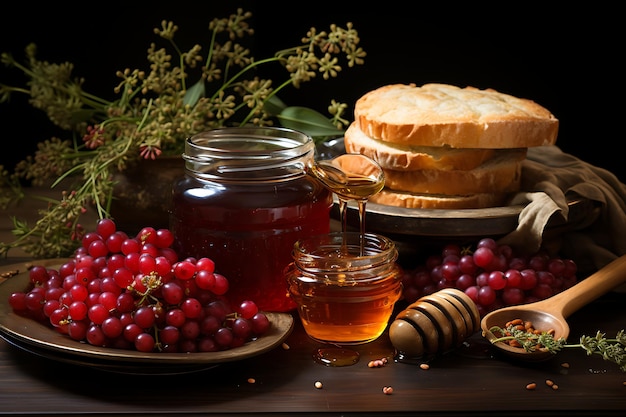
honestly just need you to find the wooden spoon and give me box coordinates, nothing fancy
[481,254,626,361]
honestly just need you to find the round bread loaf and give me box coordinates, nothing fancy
[355,83,559,148]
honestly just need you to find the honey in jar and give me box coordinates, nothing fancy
[170,127,333,312]
[286,231,402,344]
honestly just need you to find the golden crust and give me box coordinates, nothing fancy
[369,188,509,209]
[339,148,526,195]
[354,83,559,148]
[343,122,497,171]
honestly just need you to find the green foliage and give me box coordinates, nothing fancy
[277,107,345,139]
[0,9,366,258]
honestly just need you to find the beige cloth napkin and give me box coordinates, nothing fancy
[498,145,626,277]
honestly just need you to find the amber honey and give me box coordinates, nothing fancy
[308,159,384,200]
[286,232,402,344]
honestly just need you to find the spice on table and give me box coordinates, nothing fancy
[368,358,388,368]
[546,380,559,390]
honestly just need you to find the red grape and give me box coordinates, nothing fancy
[180,320,201,340]
[473,247,494,269]
[487,271,507,290]
[6,218,272,354]
[504,269,522,288]
[101,316,124,338]
[68,301,88,321]
[238,300,259,320]
[96,218,117,240]
[134,306,156,329]
[401,239,578,317]
[29,265,49,285]
[181,297,203,319]
[134,332,156,352]
[250,312,271,335]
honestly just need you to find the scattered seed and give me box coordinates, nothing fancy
[247,378,256,384]
[314,381,323,389]
[419,363,430,370]
[552,384,559,390]
[561,362,570,368]
[282,342,290,350]
[545,379,554,387]
[0,269,19,278]
[382,386,393,395]
[526,382,537,390]
[367,358,388,368]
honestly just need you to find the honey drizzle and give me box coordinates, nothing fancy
[308,154,384,255]
[307,153,385,366]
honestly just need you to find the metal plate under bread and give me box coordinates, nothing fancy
[318,137,597,238]
[332,196,594,238]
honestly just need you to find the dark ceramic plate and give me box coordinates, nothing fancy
[0,260,294,374]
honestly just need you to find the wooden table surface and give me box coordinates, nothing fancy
[0,188,625,416]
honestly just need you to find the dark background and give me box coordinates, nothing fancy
[1,1,624,182]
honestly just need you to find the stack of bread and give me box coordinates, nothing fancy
[342,83,559,209]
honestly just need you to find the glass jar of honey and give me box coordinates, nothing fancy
[170,127,333,312]
[286,232,403,344]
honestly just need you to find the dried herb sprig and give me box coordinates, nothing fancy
[0,9,366,259]
[489,325,626,372]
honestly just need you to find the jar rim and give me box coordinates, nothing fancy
[183,127,314,182]
[292,232,398,272]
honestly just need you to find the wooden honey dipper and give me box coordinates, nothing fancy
[389,288,481,359]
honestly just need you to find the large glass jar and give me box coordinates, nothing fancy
[170,127,333,312]
[286,232,403,344]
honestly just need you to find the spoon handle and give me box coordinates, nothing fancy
[547,254,626,318]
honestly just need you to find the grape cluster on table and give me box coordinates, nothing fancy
[8,219,271,353]
[400,238,578,317]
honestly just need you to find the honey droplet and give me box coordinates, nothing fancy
[314,347,360,367]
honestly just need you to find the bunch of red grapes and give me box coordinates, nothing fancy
[8,219,271,353]
[401,238,578,317]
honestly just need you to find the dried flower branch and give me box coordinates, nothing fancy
[0,9,365,258]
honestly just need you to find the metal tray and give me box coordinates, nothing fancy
[333,196,596,238]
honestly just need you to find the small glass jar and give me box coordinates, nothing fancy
[286,232,403,344]
[170,127,333,312]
